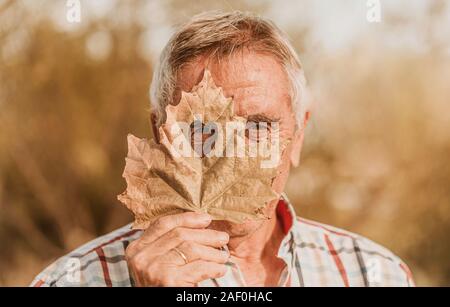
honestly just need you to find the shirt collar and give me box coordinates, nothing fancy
[276,193,299,274]
[278,193,300,245]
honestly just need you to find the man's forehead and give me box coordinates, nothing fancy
[178,52,288,90]
[176,52,291,120]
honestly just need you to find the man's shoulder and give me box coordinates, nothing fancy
[30,224,142,287]
[292,216,415,286]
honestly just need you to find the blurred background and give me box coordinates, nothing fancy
[0,0,449,286]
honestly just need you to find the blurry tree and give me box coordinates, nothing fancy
[0,0,152,285]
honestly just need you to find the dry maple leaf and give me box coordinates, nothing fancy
[118,70,285,229]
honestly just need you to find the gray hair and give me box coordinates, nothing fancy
[150,11,310,127]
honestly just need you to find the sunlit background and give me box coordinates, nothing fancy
[0,0,449,286]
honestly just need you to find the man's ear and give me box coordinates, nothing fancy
[289,111,311,167]
[150,112,160,143]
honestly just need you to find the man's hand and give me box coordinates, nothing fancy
[125,212,230,286]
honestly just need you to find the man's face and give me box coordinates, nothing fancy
[167,50,305,237]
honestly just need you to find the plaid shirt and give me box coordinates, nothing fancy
[31,194,414,287]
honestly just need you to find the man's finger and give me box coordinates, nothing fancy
[151,227,229,253]
[140,212,212,244]
[167,241,230,265]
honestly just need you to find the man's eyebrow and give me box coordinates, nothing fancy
[246,114,280,123]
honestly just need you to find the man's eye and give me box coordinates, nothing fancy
[245,122,271,142]
[247,121,273,130]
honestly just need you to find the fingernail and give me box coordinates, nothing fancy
[200,213,212,223]
[220,233,229,242]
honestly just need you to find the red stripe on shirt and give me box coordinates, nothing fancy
[399,262,415,286]
[33,279,45,287]
[84,229,140,256]
[324,234,350,287]
[95,247,113,287]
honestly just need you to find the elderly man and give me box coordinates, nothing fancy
[31,11,414,287]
